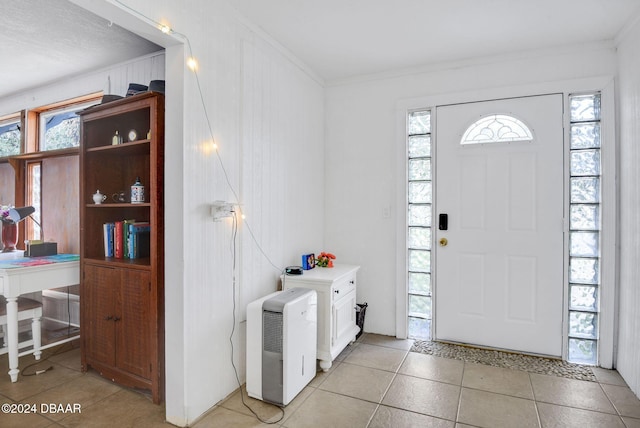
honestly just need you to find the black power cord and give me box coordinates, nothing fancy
[21,286,78,377]
[20,341,75,377]
[228,211,285,424]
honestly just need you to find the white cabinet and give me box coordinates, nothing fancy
[283,264,360,371]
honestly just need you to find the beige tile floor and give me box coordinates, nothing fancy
[1,334,640,427]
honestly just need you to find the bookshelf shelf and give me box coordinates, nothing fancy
[79,92,164,404]
[85,203,152,208]
[82,256,152,269]
[85,140,150,155]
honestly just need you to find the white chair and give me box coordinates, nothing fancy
[0,297,43,360]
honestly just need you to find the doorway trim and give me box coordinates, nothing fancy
[67,0,188,423]
[395,76,617,367]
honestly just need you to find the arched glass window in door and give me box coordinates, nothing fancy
[461,114,533,145]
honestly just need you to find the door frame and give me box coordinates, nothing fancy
[395,77,617,367]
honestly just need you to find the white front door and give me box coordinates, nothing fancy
[435,94,564,356]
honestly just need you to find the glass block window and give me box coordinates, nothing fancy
[460,114,533,145]
[407,110,432,339]
[568,93,601,365]
[0,116,21,157]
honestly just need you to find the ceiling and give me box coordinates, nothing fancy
[229,0,640,82]
[0,0,160,99]
[1,0,639,100]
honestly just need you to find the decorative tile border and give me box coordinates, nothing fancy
[410,340,596,382]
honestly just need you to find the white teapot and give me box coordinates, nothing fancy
[93,190,107,204]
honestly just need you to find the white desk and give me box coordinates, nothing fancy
[0,253,79,381]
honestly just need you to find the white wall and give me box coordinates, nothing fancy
[0,52,164,112]
[324,45,618,337]
[615,18,640,397]
[170,15,324,424]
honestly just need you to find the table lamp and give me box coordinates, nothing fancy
[7,206,35,223]
[7,206,58,257]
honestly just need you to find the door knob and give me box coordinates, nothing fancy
[439,238,448,247]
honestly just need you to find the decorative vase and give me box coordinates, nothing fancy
[1,222,18,252]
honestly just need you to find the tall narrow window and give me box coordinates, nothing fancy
[26,162,42,241]
[568,93,601,365]
[407,110,432,339]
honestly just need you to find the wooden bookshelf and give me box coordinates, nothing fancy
[79,92,164,403]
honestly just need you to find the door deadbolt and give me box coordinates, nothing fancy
[439,213,448,230]
[439,238,448,247]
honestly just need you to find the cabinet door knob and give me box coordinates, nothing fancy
[350,280,355,284]
[113,316,121,322]
[334,290,340,294]
[104,315,113,321]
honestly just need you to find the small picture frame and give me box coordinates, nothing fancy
[302,253,315,270]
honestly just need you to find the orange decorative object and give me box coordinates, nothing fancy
[316,252,336,267]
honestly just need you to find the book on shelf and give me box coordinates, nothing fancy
[114,221,124,258]
[127,222,151,259]
[103,219,150,259]
[103,223,114,257]
[123,219,136,259]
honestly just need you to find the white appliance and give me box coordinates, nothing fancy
[246,288,317,406]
